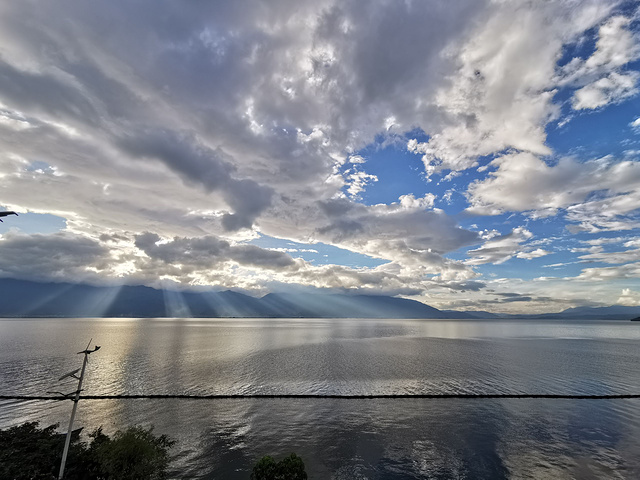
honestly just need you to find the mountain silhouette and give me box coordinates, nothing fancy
[2,278,639,320]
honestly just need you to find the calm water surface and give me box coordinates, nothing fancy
[1,318,639,478]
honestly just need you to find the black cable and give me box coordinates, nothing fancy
[1,393,639,400]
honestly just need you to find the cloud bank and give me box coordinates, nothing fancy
[0,0,639,312]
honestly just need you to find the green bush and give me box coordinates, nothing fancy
[89,426,174,480]
[251,453,307,480]
[0,422,174,480]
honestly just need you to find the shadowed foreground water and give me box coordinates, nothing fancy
[1,318,640,478]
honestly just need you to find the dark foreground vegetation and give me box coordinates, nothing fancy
[0,422,174,480]
[1,422,308,479]
[250,453,308,480]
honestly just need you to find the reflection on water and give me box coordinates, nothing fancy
[1,318,640,478]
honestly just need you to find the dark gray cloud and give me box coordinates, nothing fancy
[0,231,108,282]
[499,296,533,303]
[119,129,274,231]
[118,129,236,191]
[134,233,296,270]
[0,60,105,127]
[316,197,479,254]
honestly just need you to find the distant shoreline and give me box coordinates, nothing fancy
[2,278,640,321]
[2,315,639,321]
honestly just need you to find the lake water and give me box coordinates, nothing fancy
[1,317,639,478]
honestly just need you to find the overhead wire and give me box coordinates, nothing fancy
[2,393,639,401]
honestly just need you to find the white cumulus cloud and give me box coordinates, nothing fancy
[617,288,640,306]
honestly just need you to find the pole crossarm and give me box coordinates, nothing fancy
[58,368,81,382]
[45,390,82,400]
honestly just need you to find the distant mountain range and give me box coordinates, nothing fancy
[1,278,640,320]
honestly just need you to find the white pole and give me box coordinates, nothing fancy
[57,340,101,480]
[58,350,88,480]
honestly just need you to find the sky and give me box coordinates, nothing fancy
[0,0,639,313]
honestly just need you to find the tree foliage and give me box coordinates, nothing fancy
[251,453,308,480]
[89,426,174,480]
[0,422,174,480]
